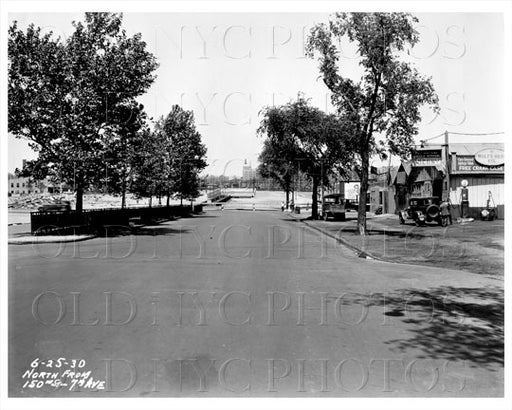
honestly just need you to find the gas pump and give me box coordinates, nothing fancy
[481,191,496,221]
[460,180,469,218]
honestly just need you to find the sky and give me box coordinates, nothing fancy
[6,11,505,176]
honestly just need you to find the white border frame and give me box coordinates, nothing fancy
[1,1,511,410]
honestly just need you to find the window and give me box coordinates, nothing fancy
[11,183,14,188]
[16,183,19,188]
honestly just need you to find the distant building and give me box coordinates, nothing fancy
[242,159,255,181]
[8,175,42,196]
[7,175,64,196]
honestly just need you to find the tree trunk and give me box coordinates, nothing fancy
[149,197,152,208]
[76,186,84,213]
[285,189,290,209]
[121,184,126,209]
[311,177,319,220]
[358,149,369,236]
[166,195,170,207]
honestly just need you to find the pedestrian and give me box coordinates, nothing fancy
[281,201,285,212]
[440,197,453,225]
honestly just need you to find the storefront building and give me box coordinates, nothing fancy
[390,142,504,218]
[449,143,504,218]
[391,145,448,213]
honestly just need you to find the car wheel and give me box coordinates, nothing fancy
[340,213,346,222]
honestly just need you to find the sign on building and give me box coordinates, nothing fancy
[474,148,504,167]
[411,149,442,166]
[454,155,504,174]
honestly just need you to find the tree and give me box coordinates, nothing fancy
[101,101,149,208]
[257,116,301,209]
[306,12,439,234]
[129,127,163,206]
[257,139,296,209]
[258,97,353,219]
[8,13,158,212]
[154,105,207,205]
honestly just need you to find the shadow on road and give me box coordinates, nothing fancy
[93,213,220,237]
[368,286,504,369]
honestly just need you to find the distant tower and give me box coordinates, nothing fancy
[242,159,253,181]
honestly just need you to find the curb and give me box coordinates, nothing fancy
[286,214,384,261]
[8,234,96,245]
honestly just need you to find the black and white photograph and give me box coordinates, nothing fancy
[1,1,511,409]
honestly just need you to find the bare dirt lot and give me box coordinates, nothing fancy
[304,213,504,277]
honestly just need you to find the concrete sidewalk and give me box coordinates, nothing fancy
[8,223,95,244]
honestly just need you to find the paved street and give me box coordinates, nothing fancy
[8,209,503,397]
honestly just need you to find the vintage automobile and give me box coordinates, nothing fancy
[38,200,72,213]
[322,194,346,221]
[344,199,370,212]
[399,196,442,226]
[344,199,358,212]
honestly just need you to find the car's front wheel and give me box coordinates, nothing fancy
[415,219,426,227]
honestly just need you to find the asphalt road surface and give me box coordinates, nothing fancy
[8,209,504,397]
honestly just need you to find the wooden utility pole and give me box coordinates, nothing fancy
[444,130,451,201]
[320,159,325,218]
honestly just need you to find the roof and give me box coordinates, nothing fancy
[389,162,413,185]
[449,143,503,155]
[388,166,400,184]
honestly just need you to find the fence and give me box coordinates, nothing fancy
[30,204,203,235]
[207,188,223,201]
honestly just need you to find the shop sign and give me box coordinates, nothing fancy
[411,149,442,166]
[475,148,504,166]
[454,155,504,173]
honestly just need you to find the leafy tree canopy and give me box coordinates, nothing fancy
[8,13,159,211]
[258,97,354,218]
[306,12,439,232]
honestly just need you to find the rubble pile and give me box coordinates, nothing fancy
[8,194,74,210]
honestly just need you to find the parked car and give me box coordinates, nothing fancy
[38,200,72,213]
[322,194,346,221]
[345,199,358,212]
[344,199,370,212]
[399,196,441,226]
